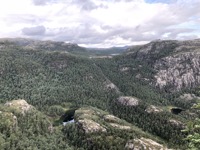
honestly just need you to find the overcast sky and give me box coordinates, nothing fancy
[0,0,199,47]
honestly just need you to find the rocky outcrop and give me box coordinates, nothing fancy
[179,93,200,101]
[103,115,121,122]
[75,107,107,133]
[0,111,18,130]
[109,123,131,130]
[105,82,119,92]
[117,96,139,106]
[154,51,200,91]
[126,39,200,92]
[133,40,178,62]
[5,99,33,114]
[77,119,106,133]
[169,119,185,128]
[125,138,171,150]
[104,115,131,130]
[103,76,120,93]
[145,105,163,113]
[75,107,136,133]
[120,67,130,72]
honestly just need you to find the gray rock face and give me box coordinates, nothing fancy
[168,119,185,128]
[120,67,130,72]
[77,119,107,133]
[105,82,120,92]
[117,96,139,106]
[179,93,200,101]
[127,39,200,92]
[125,137,171,150]
[145,105,163,113]
[154,51,200,91]
[134,40,178,61]
[5,99,33,114]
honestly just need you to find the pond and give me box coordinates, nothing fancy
[171,108,183,115]
[61,108,76,126]
[63,119,75,126]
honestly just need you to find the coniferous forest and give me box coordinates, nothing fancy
[1,39,200,150]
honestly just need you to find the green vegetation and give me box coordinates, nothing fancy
[182,104,200,150]
[0,39,200,149]
[64,106,166,150]
[0,101,74,150]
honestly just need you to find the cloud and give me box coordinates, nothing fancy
[22,26,46,36]
[32,0,47,5]
[0,0,200,47]
[32,0,58,5]
[145,0,171,4]
[4,14,45,25]
[71,0,107,11]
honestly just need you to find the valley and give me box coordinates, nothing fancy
[0,38,200,149]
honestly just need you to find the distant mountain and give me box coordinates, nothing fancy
[87,46,129,56]
[0,38,86,52]
[0,38,129,56]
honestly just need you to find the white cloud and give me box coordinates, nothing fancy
[22,25,46,36]
[0,0,199,47]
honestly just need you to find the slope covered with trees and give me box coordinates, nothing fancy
[1,38,200,149]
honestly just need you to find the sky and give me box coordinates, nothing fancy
[0,0,200,48]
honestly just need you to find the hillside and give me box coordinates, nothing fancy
[124,39,200,92]
[1,38,200,149]
[0,38,86,53]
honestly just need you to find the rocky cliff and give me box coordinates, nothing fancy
[127,39,200,92]
[154,51,200,91]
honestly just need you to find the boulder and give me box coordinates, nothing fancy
[5,99,33,114]
[117,96,139,106]
[145,105,163,113]
[125,137,171,150]
[169,119,185,128]
[77,119,106,133]
[109,123,131,130]
[179,93,200,101]
[104,115,121,122]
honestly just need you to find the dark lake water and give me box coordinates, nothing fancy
[63,119,75,126]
